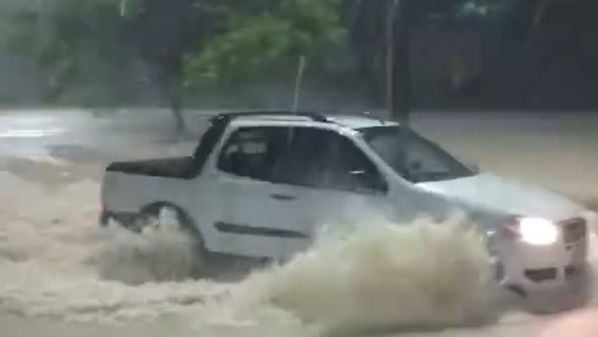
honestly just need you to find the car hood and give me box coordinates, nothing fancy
[416,173,585,221]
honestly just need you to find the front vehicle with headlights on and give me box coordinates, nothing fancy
[417,172,592,300]
[494,215,590,295]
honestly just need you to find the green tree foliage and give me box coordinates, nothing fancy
[1,0,137,105]
[3,0,581,111]
[183,0,346,87]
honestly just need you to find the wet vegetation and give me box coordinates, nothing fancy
[1,0,597,118]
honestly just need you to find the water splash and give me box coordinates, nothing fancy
[5,164,596,334]
[247,217,503,334]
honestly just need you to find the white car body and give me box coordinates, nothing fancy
[101,113,593,292]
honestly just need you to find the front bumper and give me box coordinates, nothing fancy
[495,218,589,291]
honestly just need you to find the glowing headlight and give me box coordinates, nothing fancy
[519,217,559,245]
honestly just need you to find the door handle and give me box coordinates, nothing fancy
[270,194,297,201]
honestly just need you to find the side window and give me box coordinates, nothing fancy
[273,128,388,194]
[333,136,388,194]
[218,127,289,182]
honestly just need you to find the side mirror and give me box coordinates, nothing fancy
[408,161,423,172]
[466,162,480,174]
[349,170,388,194]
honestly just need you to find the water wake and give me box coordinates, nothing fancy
[248,217,502,334]
[5,164,595,334]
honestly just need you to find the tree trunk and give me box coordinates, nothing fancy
[159,70,187,136]
[167,79,186,135]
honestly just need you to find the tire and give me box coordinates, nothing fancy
[138,205,213,279]
[138,205,270,281]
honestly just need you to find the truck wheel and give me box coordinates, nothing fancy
[140,205,213,279]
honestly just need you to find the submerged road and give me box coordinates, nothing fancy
[0,109,597,337]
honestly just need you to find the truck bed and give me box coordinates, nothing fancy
[106,157,196,179]
[104,118,227,180]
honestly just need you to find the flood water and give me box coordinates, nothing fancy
[1,109,598,337]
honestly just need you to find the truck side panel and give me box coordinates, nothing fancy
[102,170,226,253]
[102,172,186,213]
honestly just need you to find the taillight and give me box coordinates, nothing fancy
[99,199,109,227]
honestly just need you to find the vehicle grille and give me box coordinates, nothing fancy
[561,218,587,243]
[525,268,558,282]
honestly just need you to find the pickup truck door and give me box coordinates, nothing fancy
[213,125,396,260]
[214,126,312,259]
[270,127,396,233]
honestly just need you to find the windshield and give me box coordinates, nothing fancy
[360,127,474,183]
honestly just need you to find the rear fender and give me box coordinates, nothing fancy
[103,202,202,239]
[140,202,201,235]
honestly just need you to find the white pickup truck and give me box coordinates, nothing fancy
[101,111,593,296]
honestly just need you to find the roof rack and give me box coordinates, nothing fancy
[210,111,331,124]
